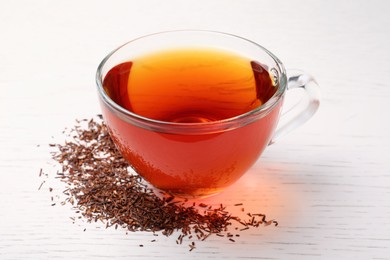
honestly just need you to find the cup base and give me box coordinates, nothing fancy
[151,185,224,200]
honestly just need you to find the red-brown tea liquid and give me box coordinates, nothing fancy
[101,48,281,197]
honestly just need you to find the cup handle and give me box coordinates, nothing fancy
[269,69,320,144]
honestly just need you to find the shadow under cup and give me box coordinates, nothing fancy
[96,31,288,198]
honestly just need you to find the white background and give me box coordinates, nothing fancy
[1,0,390,259]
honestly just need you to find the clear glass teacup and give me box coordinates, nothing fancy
[96,30,320,198]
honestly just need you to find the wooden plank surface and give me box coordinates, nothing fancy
[1,0,389,259]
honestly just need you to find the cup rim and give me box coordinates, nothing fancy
[96,30,287,134]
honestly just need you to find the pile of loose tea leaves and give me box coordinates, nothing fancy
[41,116,277,250]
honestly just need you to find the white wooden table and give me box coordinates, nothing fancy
[1,0,389,259]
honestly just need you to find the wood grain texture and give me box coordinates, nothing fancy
[1,0,389,259]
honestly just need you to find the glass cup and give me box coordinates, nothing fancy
[96,30,320,198]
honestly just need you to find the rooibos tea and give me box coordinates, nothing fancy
[101,48,279,197]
